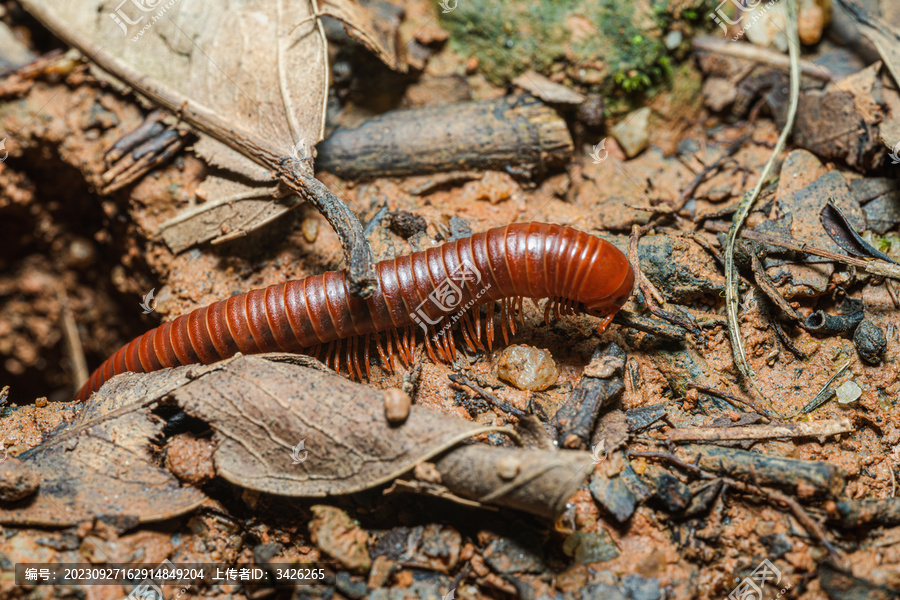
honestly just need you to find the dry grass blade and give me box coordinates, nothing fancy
[724,0,800,399]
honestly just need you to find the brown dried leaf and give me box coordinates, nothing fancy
[20,0,327,250]
[320,0,407,72]
[0,368,205,528]
[170,354,503,496]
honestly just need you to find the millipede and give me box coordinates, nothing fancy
[74,222,634,402]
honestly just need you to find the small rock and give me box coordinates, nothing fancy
[562,530,619,564]
[513,71,585,105]
[483,535,546,574]
[0,457,40,501]
[621,574,663,600]
[611,107,651,158]
[664,30,682,50]
[853,318,887,364]
[301,218,318,243]
[164,433,217,485]
[388,211,427,239]
[35,397,48,408]
[383,388,411,425]
[496,345,559,391]
[577,95,605,129]
[309,505,371,573]
[701,77,736,112]
[835,381,862,405]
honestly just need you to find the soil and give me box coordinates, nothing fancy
[2,1,900,599]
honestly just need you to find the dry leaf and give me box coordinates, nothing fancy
[1,355,592,524]
[21,1,377,295]
[0,368,205,528]
[320,0,406,72]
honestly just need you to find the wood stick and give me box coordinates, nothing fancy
[678,444,845,497]
[664,418,853,442]
[317,95,573,180]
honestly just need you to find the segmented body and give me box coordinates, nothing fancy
[74,223,633,402]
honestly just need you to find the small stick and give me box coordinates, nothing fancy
[664,418,853,442]
[57,290,88,391]
[692,36,835,81]
[631,449,847,565]
[750,253,805,323]
[686,383,774,417]
[791,359,852,418]
[703,221,900,281]
[448,372,526,418]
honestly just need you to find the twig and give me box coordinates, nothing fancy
[790,359,852,418]
[57,290,88,392]
[750,253,805,323]
[628,225,703,338]
[686,383,775,418]
[448,373,526,418]
[724,0,801,396]
[703,221,900,281]
[631,449,848,565]
[692,36,835,81]
[664,418,853,442]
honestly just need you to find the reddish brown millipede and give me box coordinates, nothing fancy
[74,222,634,401]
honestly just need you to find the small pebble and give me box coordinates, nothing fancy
[611,107,651,158]
[65,237,96,269]
[664,30,682,50]
[35,397,48,408]
[301,218,318,243]
[853,318,887,364]
[0,457,40,501]
[496,345,559,391]
[383,388,411,424]
[388,211,427,239]
[835,380,861,405]
[496,456,520,480]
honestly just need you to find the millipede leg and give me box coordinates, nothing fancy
[391,329,406,367]
[351,335,363,381]
[508,297,518,336]
[487,302,495,350]
[364,334,372,380]
[544,298,553,325]
[500,298,510,345]
[423,327,439,362]
[375,332,392,371]
[443,328,456,361]
[516,296,525,328]
[460,311,478,351]
[407,326,417,363]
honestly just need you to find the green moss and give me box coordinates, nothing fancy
[442,0,706,96]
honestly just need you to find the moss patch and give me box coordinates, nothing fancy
[442,0,707,96]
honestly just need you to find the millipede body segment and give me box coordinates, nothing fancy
[74,223,634,402]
